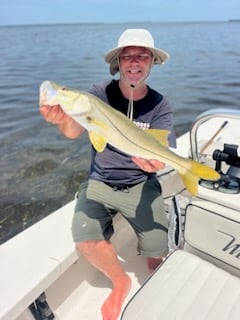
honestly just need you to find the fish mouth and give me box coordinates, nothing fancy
[39,80,60,105]
[39,81,58,104]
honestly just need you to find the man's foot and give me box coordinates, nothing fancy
[101,274,131,320]
[147,257,164,273]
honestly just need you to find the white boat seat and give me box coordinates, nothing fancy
[184,197,240,277]
[121,250,240,320]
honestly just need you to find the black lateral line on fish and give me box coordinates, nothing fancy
[95,101,180,166]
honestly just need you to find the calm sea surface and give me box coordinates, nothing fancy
[0,22,240,243]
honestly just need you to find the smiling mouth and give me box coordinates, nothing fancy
[128,69,141,74]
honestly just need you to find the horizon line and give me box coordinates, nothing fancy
[0,19,237,28]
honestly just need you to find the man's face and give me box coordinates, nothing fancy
[118,46,153,86]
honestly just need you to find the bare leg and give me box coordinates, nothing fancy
[147,257,164,273]
[76,240,131,320]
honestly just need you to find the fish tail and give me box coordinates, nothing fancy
[179,160,220,195]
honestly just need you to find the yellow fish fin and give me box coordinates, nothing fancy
[180,172,199,195]
[88,131,107,152]
[146,129,170,147]
[179,160,220,195]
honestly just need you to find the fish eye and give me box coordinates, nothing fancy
[86,116,92,122]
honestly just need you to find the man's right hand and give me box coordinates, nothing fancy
[40,104,69,125]
[39,104,85,138]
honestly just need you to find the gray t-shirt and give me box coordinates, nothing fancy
[87,79,176,187]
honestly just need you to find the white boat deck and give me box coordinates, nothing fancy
[45,211,150,320]
[0,201,149,320]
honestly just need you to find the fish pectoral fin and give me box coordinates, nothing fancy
[146,129,170,147]
[88,131,107,152]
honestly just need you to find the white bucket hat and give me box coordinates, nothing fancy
[104,28,170,75]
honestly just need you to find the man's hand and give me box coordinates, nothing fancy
[132,157,165,172]
[40,104,84,138]
[40,104,70,125]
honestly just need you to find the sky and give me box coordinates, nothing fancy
[0,0,239,26]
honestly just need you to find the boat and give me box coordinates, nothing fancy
[1,108,240,320]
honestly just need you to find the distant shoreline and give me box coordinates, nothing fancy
[0,20,233,28]
[228,19,240,22]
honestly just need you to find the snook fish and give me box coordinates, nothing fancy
[40,80,220,195]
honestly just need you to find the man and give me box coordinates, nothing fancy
[40,29,176,320]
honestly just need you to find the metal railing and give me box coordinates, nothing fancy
[190,108,240,161]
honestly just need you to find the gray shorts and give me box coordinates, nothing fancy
[71,178,168,257]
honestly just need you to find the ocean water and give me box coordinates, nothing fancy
[0,21,240,243]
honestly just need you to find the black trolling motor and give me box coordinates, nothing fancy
[200,143,240,193]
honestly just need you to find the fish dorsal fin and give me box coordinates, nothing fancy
[88,131,107,152]
[146,129,170,147]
